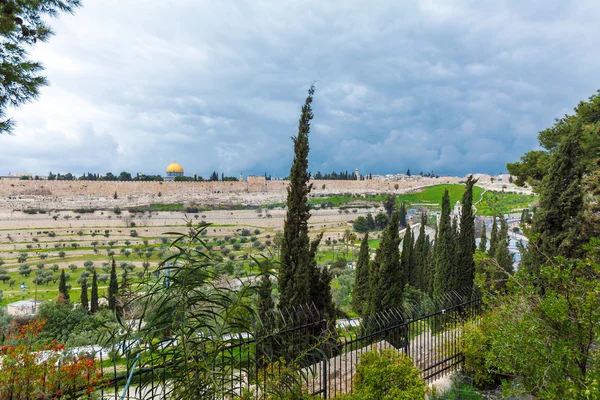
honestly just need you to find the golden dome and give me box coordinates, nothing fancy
[166,162,184,173]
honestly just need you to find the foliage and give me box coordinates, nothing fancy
[90,270,99,313]
[336,348,425,400]
[465,240,600,398]
[0,0,81,134]
[279,85,334,320]
[58,269,69,302]
[352,233,370,315]
[108,258,118,312]
[456,175,477,293]
[114,224,257,399]
[433,189,456,297]
[413,212,432,292]
[367,210,401,314]
[0,320,105,398]
[36,300,91,344]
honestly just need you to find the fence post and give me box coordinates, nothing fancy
[322,357,328,399]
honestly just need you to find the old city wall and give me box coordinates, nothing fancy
[0,177,463,211]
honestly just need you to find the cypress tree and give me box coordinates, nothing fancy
[368,210,402,313]
[414,213,427,291]
[383,195,395,217]
[400,224,412,288]
[278,85,334,319]
[433,190,455,297]
[256,262,275,367]
[352,233,370,315]
[108,258,118,312]
[80,278,89,311]
[522,132,585,274]
[478,222,487,253]
[488,216,499,257]
[399,203,407,228]
[58,269,70,303]
[90,270,99,313]
[494,216,514,276]
[455,175,478,292]
[408,228,417,287]
[423,236,433,293]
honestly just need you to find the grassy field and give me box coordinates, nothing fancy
[309,184,537,215]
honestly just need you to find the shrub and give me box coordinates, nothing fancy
[337,348,425,400]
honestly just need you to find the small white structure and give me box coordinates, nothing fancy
[453,201,462,218]
[7,299,43,317]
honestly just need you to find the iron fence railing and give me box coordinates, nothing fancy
[81,288,481,399]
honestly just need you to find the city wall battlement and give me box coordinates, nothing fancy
[0,177,463,211]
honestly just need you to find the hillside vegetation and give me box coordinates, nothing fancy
[310,184,536,215]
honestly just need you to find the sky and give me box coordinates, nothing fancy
[1,0,599,178]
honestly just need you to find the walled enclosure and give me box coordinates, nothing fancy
[0,177,464,211]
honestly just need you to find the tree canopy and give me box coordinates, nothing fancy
[0,0,81,134]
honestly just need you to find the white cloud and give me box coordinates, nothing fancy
[1,0,600,177]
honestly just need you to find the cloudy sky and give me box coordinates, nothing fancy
[1,0,599,178]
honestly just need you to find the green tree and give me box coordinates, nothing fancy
[90,270,99,313]
[278,85,334,320]
[488,217,498,257]
[0,0,81,134]
[368,210,402,314]
[455,175,478,293]
[80,278,88,311]
[108,258,118,312]
[398,203,407,229]
[478,222,487,253]
[257,262,274,322]
[464,241,600,398]
[433,190,456,297]
[400,224,412,288]
[58,269,69,303]
[352,233,370,315]
[383,195,395,217]
[521,131,586,276]
[413,213,429,291]
[493,216,514,277]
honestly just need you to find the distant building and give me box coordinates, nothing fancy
[7,299,44,317]
[164,162,184,182]
[453,201,462,218]
[247,175,266,184]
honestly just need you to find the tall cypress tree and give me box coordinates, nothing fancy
[399,203,407,229]
[478,222,487,253]
[521,132,585,274]
[433,190,455,297]
[423,236,432,293]
[368,210,402,314]
[80,278,89,311]
[90,270,99,313]
[494,216,514,276]
[278,85,334,319]
[352,233,370,315]
[414,213,427,291]
[257,262,274,321]
[400,224,412,288]
[58,269,69,303]
[408,229,417,287]
[488,216,499,257]
[108,258,118,312]
[455,175,478,292]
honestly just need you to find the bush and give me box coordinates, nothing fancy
[337,348,425,400]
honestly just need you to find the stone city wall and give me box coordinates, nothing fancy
[0,176,463,211]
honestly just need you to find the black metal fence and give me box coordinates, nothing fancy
[92,288,481,399]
